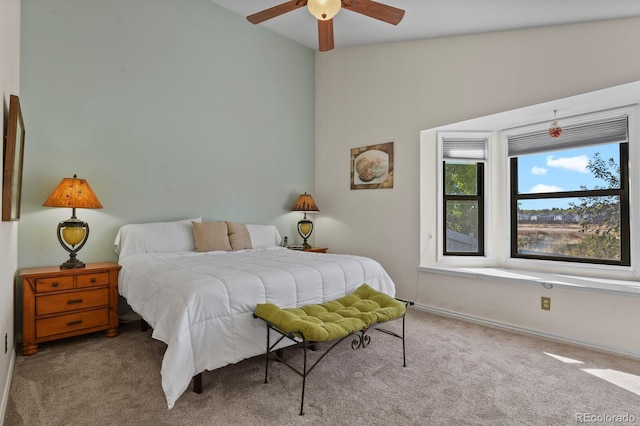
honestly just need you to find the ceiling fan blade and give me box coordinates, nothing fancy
[343,0,405,25]
[247,1,306,25]
[318,19,335,51]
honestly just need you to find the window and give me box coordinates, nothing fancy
[439,134,488,256]
[508,115,630,266]
[425,103,639,282]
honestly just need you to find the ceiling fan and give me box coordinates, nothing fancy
[247,0,405,52]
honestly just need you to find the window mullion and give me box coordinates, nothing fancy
[515,188,623,201]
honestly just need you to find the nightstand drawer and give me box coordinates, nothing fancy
[77,272,109,288]
[36,288,109,316]
[36,308,110,339]
[35,276,74,293]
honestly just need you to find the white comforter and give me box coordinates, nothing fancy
[118,247,396,409]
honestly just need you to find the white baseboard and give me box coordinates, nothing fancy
[0,348,16,426]
[413,303,640,360]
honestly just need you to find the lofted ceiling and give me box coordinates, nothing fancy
[210,0,640,51]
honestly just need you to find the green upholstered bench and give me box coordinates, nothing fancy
[253,283,412,415]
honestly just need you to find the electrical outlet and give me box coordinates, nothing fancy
[541,297,551,311]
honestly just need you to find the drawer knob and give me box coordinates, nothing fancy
[52,282,59,287]
[67,320,83,326]
[91,278,97,283]
[67,299,83,305]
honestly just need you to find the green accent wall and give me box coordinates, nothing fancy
[19,0,315,268]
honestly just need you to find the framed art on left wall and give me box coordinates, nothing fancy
[3,94,25,221]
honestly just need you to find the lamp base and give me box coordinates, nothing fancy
[297,217,314,250]
[60,257,85,269]
[56,217,90,270]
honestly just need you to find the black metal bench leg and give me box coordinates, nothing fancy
[402,314,407,368]
[194,373,203,394]
[300,340,308,415]
[264,325,270,384]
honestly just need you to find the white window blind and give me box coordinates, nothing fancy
[508,115,628,157]
[442,137,487,160]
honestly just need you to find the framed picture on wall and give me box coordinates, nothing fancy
[3,94,26,221]
[350,141,393,190]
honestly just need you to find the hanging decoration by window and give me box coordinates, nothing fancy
[549,110,562,138]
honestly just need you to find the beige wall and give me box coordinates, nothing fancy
[0,0,20,418]
[315,18,640,355]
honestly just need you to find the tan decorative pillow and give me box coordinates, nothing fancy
[226,222,252,250]
[192,221,232,252]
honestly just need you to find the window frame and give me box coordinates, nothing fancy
[437,132,491,262]
[509,142,630,266]
[443,161,485,256]
[501,106,639,276]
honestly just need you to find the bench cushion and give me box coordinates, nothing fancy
[254,284,406,342]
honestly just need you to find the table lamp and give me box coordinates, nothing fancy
[42,175,103,269]
[292,192,319,249]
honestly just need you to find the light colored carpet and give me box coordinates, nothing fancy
[5,309,640,425]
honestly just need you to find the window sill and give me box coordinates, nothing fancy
[418,265,640,298]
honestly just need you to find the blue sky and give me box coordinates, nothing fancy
[517,142,619,210]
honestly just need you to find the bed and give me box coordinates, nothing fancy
[114,218,397,409]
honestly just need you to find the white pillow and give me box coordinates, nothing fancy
[113,217,202,259]
[245,224,282,248]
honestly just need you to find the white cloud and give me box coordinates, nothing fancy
[531,166,547,175]
[546,154,589,173]
[530,184,563,193]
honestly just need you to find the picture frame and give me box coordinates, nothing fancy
[3,94,26,221]
[350,141,394,190]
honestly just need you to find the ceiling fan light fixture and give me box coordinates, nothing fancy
[307,0,341,21]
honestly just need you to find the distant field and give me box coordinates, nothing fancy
[518,223,582,234]
[518,223,611,236]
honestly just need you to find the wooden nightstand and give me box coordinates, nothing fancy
[20,262,121,356]
[303,247,328,253]
[287,246,328,253]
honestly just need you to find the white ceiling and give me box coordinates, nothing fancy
[210,0,640,51]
